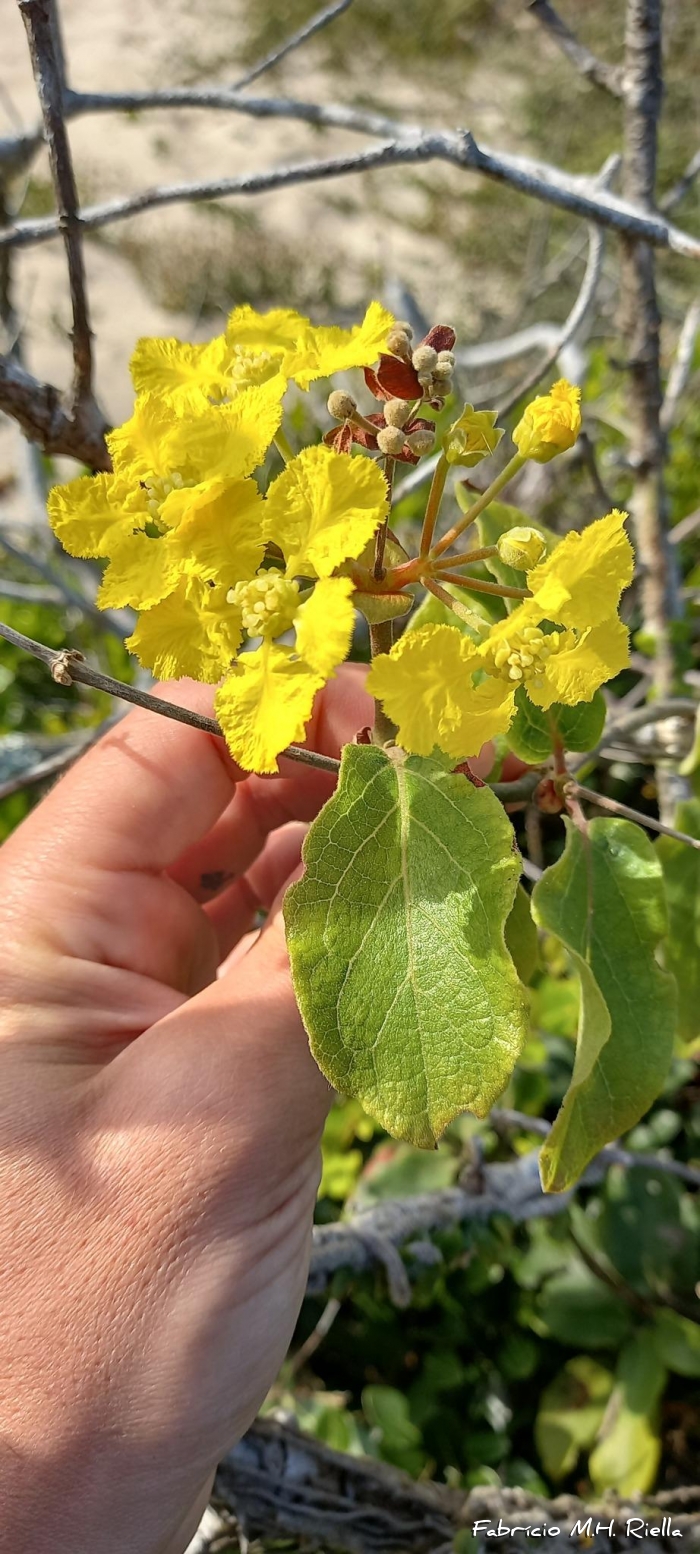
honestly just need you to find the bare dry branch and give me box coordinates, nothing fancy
[619,0,683,821]
[571,779,700,849]
[661,146,700,212]
[661,296,700,432]
[215,1418,700,1554]
[1,127,700,259]
[231,0,355,90]
[0,350,110,468]
[528,0,624,98]
[16,0,96,412]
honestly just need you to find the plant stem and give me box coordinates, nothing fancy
[419,452,448,555]
[431,545,498,571]
[422,577,489,634]
[368,619,398,745]
[432,571,531,600]
[373,456,395,580]
[431,453,525,561]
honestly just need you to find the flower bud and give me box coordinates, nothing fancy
[432,362,454,382]
[393,319,414,340]
[443,404,504,467]
[406,428,435,456]
[412,344,439,373]
[327,389,357,421]
[513,378,581,462]
[496,526,547,570]
[383,397,413,429]
[437,350,455,367]
[376,425,407,457]
[386,328,413,361]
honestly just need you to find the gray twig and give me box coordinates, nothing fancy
[1,128,700,259]
[571,779,700,849]
[661,296,700,433]
[0,302,110,469]
[0,618,342,774]
[528,0,624,98]
[619,0,681,822]
[16,0,96,415]
[661,146,700,212]
[231,0,355,90]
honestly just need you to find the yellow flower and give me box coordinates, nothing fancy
[130,302,395,412]
[367,509,633,758]
[443,404,503,467]
[367,624,518,761]
[264,443,389,578]
[47,383,282,609]
[126,577,241,683]
[513,379,582,463]
[215,576,356,773]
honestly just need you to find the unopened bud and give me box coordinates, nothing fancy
[496,526,547,570]
[376,425,407,457]
[383,398,413,429]
[327,389,357,421]
[443,403,504,467]
[393,319,414,340]
[386,328,413,361]
[412,344,439,373]
[432,362,454,382]
[437,350,455,367]
[417,372,435,390]
[406,428,435,456]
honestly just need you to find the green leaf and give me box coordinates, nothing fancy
[354,590,414,624]
[505,883,539,984]
[532,819,676,1191]
[535,1356,614,1482]
[656,799,700,1053]
[534,1262,633,1349]
[589,1332,666,1495]
[285,744,528,1147]
[653,1309,700,1378]
[507,689,607,764]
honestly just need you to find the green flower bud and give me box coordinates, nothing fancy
[443,404,503,467]
[496,526,547,570]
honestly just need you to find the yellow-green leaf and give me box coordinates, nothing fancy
[532,818,676,1191]
[285,744,528,1147]
[589,1332,666,1495]
[656,799,700,1053]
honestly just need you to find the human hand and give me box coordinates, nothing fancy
[0,667,373,1554]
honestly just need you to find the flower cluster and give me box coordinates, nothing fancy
[48,303,395,771]
[367,509,634,760]
[47,301,632,776]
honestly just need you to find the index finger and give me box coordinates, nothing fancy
[2,666,372,881]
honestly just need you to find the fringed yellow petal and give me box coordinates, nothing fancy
[224,305,307,354]
[47,472,124,558]
[164,477,265,586]
[294,576,355,677]
[126,578,240,682]
[284,302,395,389]
[96,531,184,611]
[265,445,388,578]
[366,623,515,760]
[528,617,630,709]
[176,378,285,480]
[215,642,323,774]
[106,394,176,478]
[528,508,634,629]
[129,335,230,412]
